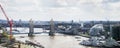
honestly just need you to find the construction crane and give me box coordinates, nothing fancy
[0,4,13,40]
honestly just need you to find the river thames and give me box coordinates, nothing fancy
[7,27,96,48]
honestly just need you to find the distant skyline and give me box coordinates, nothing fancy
[0,0,120,21]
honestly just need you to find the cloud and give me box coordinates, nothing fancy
[0,0,120,21]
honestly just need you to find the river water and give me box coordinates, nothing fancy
[7,27,95,48]
[14,34,95,48]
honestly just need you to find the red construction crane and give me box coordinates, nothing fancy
[0,4,13,40]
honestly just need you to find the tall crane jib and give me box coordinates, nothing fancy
[0,4,13,41]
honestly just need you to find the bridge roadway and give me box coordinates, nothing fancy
[10,31,75,35]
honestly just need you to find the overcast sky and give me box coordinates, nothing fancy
[0,0,120,21]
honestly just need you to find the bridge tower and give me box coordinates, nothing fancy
[49,19,55,36]
[28,19,34,37]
